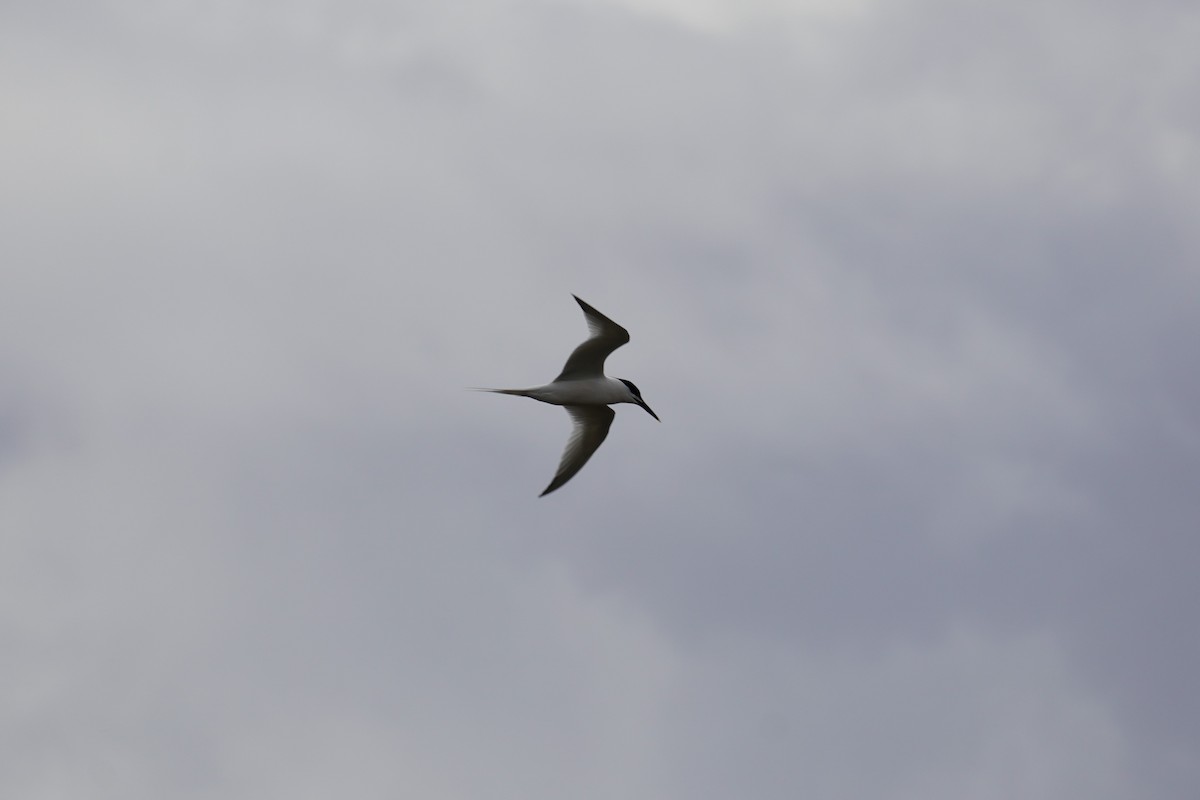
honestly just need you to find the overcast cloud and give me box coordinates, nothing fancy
[2,0,1198,798]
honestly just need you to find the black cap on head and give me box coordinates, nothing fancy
[619,378,659,420]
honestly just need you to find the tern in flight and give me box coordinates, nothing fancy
[480,295,659,496]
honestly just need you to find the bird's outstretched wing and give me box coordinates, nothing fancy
[540,404,616,496]
[553,295,631,381]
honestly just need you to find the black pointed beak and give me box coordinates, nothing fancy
[638,399,660,421]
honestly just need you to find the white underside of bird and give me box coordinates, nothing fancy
[479,295,658,496]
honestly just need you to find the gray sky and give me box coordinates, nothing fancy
[2,0,1198,797]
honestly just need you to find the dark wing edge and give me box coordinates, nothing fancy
[539,405,616,496]
[572,295,630,341]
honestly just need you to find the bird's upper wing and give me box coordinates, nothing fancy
[553,295,631,381]
[540,404,616,496]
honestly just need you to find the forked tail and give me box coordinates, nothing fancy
[469,387,538,397]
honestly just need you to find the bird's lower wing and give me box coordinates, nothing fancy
[540,405,616,496]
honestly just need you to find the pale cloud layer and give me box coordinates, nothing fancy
[2,1,1198,798]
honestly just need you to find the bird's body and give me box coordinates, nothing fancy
[480,295,658,496]
[487,377,634,407]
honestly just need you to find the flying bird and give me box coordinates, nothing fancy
[480,295,659,496]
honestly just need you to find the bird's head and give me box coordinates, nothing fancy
[618,379,659,421]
